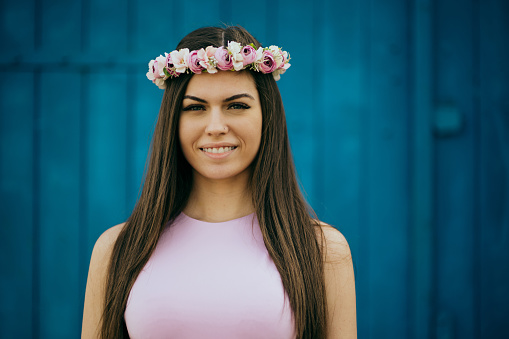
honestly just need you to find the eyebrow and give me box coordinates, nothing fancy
[183,93,255,103]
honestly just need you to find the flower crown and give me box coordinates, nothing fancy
[146,41,291,89]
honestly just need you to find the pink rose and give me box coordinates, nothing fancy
[241,45,257,66]
[259,50,277,73]
[186,49,205,74]
[214,47,233,71]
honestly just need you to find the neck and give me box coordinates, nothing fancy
[183,171,255,223]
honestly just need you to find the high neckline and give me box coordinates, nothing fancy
[180,211,256,225]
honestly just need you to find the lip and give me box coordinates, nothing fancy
[199,142,238,149]
[200,147,237,159]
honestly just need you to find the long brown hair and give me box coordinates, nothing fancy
[101,26,327,338]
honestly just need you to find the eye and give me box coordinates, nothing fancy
[182,104,205,111]
[228,102,250,110]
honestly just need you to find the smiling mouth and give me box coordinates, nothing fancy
[200,146,238,154]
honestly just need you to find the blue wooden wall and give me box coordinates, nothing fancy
[1,0,508,338]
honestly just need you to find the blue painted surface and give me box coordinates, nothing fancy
[0,72,35,338]
[0,0,508,338]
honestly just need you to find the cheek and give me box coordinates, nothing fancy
[179,118,194,143]
[178,119,197,156]
[250,115,263,147]
[250,125,262,146]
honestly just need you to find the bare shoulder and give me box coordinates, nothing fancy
[314,221,352,264]
[82,223,126,338]
[86,223,125,277]
[92,223,125,256]
[86,222,126,291]
[314,221,357,338]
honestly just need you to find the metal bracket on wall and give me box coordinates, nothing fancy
[434,103,464,137]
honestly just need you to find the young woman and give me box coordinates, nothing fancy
[82,26,356,339]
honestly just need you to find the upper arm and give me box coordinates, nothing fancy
[318,224,357,339]
[82,224,124,339]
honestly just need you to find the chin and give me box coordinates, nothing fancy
[194,167,251,182]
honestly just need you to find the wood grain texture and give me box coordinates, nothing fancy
[0,0,507,337]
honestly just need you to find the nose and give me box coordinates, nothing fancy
[204,109,229,136]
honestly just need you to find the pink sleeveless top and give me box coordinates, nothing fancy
[124,212,295,338]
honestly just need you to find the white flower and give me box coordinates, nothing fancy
[206,58,218,73]
[272,68,286,81]
[269,46,283,68]
[146,60,156,81]
[228,41,244,71]
[146,55,167,85]
[155,55,167,76]
[227,41,242,54]
[155,78,166,89]
[251,47,265,71]
[268,45,280,53]
[170,48,190,73]
[198,47,218,74]
[232,53,244,71]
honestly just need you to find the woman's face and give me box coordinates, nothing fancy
[179,71,263,182]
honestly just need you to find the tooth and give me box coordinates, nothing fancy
[212,148,218,153]
[219,147,224,153]
[207,148,212,152]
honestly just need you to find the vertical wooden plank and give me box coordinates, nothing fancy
[37,72,81,338]
[181,0,223,35]
[78,69,90,326]
[479,0,509,337]
[358,1,373,336]
[410,0,434,338]
[40,0,81,53]
[366,0,411,337]
[309,0,325,216]
[134,0,236,53]
[320,0,363,227]
[130,73,161,209]
[86,71,128,258]
[277,0,316,206]
[132,0,181,54]
[88,0,128,53]
[0,0,35,54]
[318,0,366,335]
[128,0,170,213]
[0,72,34,338]
[434,0,477,337]
[230,1,269,45]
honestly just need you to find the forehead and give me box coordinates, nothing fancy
[184,71,258,99]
